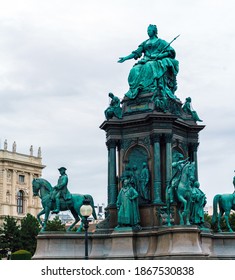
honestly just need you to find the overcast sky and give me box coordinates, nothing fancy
[0,0,235,206]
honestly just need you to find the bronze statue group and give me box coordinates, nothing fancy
[115,155,207,231]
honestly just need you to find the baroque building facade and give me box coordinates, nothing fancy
[0,141,45,225]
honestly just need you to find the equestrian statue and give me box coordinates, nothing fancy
[166,156,196,226]
[32,167,97,232]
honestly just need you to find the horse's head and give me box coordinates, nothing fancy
[32,178,40,196]
[32,178,53,197]
[180,161,196,186]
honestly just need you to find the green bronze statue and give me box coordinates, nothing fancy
[212,173,235,232]
[190,181,207,226]
[118,24,179,100]
[182,97,203,122]
[139,162,151,203]
[32,178,97,232]
[116,177,141,230]
[51,167,72,214]
[104,92,122,120]
[166,159,196,226]
[167,153,189,204]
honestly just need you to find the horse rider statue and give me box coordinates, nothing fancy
[51,167,72,214]
[167,153,189,203]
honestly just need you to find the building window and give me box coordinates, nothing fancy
[19,175,25,184]
[17,190,24,214]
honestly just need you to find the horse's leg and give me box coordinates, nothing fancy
[67,208,80,232]
[185,198,191,226]
[177,194,187,225]
[185,208,190,225]
[37,209,46,228]
[178,209,184,225]
[217,210,223,232]
[41,207,50,232]
[165,191,172,226]
[224,210,233,232]
[77,218,85,233]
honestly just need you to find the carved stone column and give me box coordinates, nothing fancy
[151,134,162,203]
[165,134,173,188]
[106,139,118,206]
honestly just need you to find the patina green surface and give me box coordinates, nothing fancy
[118,24,179,100]
[139,162,151,203]
[212,175,235,232]
[190,181,207,226]
[166,159,196,226]
[101,24,206,231]
[182,97,203,122]
[32,177,97,232]
[104,92,122,120]
[120,161,151,205]
[51,167,72,214]
[167,153,189,204]
[116,178,141,230]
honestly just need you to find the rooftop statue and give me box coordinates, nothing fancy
[118,24,179,100]
[182,97,203,122]
[104,92,122,120]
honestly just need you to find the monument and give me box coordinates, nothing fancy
[99,24,205,230]
[33,24,235,260]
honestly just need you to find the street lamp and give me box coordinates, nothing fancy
[80,197,93,260]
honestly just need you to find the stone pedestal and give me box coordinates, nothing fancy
[32,226,235,260]
[100,96,205,230]
[153,226,206,259]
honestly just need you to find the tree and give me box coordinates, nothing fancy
[46,216,66,231]
[0,216,21,254]
[20,213,40,255]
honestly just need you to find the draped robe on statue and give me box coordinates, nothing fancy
[116,185,140,227]
[125,38,179,99]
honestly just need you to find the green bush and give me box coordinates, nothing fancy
[11,249,32,260]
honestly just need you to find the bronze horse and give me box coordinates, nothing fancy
[32,178,97,232]
[212,192,235,232]
[166,161,195,226]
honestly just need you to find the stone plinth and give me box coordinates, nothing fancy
[153,226,207,259]
[33,226,235,260]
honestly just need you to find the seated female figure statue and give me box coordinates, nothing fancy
[118,24,179,100]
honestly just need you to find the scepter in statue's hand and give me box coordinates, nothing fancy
[155,34,180,60]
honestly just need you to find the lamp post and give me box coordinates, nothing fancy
[80,197,93,260]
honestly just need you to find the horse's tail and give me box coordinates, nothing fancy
[212,194,221,225]
[84,194,97,220]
